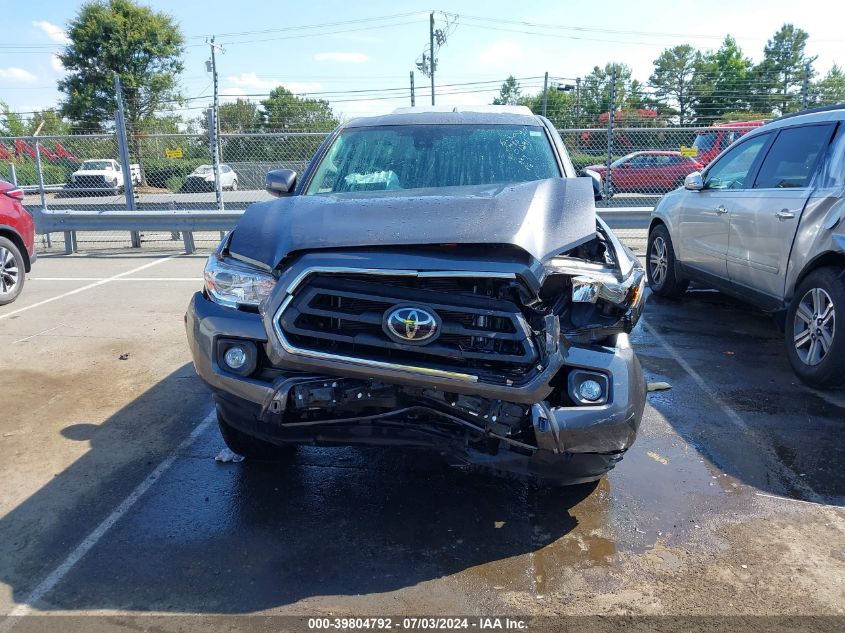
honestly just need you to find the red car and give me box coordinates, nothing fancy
[0,179,35,305]
[585,151,704,194]
[691,120,767,165]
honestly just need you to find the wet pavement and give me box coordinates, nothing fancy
[0,251,842,629]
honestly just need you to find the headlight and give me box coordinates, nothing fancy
[571,268,644,306]
[71,175,77,183]
[204,256,276,308]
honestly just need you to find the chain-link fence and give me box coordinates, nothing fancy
[5,121,758,254]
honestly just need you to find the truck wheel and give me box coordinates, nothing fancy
[785,267,845,388]
[217,407,295,461]
[0,237,25,306]
[230,179,238,191]
[647,224,688,298]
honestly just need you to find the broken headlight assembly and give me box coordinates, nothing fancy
[204,255,276,309]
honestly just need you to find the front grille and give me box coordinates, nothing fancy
[277,273,539,385]
[74,175,109,187]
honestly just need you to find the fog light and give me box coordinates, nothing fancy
[224,346,247,370]
[579,379,603,402]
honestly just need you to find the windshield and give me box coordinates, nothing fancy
[693,132,718,152]
[305,124,561,195]
[193,165,213,175]
[611,153,637,168]
[82,161,114,170]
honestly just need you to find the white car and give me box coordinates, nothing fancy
[69,159,140,193]
[182,164,239,192]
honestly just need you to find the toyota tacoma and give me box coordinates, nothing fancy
[186,106,647,484]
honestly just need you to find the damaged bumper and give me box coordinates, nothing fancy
[187,278,646,483]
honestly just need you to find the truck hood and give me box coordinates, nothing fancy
[227,178,597,269]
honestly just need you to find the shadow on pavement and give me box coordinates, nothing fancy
[638,288,844,505]
[0,364,599,613]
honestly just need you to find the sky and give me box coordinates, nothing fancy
[3,0,845,123]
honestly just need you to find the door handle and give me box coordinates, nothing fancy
[714,205,728,215]
[775,209,795,220]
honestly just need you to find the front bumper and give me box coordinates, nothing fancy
[187,290,646,481]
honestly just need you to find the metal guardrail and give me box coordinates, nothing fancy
[30,206,653,255]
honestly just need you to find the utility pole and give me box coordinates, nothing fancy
[801,62,810,110]
[604,67,617,201]
[429,12,436,105]
[542,72,549,117]
[410,71,416,106]
[207,37,225,210]
[575,77,581,126]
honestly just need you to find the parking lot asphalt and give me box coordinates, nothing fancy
[0,249,842,628]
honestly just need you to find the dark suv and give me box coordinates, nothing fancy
[0,179,35,306]
[186,106,647,485]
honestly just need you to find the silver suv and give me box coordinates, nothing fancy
[648,104,845,388]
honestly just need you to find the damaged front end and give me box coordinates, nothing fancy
[188,218,646,484]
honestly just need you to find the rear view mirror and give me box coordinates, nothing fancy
[582,169,603,201]
[684,172,704,191]
[266,169,297,196]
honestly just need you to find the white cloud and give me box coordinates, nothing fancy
[477,40,525,66]
[50,54,65,74]
[33,20,70,44]
[314,52,369,63]
[223,72,321,96]
[0,67,39,83]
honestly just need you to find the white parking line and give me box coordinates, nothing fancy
[0,409,216,630]
[641,316,826,505]
[0,256,178,322]
[12,323,65,344]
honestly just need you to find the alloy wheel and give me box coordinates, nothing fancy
[793,287,836,366]
[649,236,668,288]
[0,246,20,296]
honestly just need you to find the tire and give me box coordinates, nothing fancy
[217,407,294,461]
[230,179,238,191]
[0,236,25,306]
[646,224,689,298]
[785,266,845,388]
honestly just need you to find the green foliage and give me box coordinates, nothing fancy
[9,161,75,187]
[212,99,263,133]
[261,87,338,132]
[1,103,29,137]
[649,45,705,124]
[752,24,816,115]
[694,36,756,124]
[492,76,522,106]
[58,0,185,132]
[811,64,845,106]
[142,157,207,190]
[520,88,575,128]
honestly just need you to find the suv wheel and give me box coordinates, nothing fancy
[647,224,689,298]
[0,237,25,306]
[217,407,295,461]
[786,267,844,388]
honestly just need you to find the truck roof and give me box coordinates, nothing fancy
[343,105,542,129]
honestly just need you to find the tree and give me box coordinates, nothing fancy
[0,104,27,137]
[649,45,704,124]
[217,99,262,133]
[492,76,522,105]
[580,63,634,122]
[27,109,72,136]
[520,88,574,128]
[58,0,184,136]
[752,24,816,115]
[260,87,338,132]
[695,36,756,124]
[811,64,845,106]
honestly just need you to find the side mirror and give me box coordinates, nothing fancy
[582,169,603,201]
[266,168,297,196]
[684,172,704,191]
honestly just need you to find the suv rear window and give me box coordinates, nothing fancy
[753,124,833,189]
[305,124,561,194]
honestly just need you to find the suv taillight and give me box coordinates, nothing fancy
[2,188,24,201]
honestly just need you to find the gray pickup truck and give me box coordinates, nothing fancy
[186,106,646,485]
[648,104,845,388]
